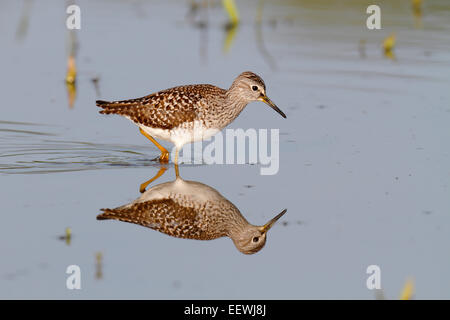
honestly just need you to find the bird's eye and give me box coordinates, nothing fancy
[252,85,258,91]
[252,237,259,243]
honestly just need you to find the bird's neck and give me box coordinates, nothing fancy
[225,212,251,238]
[218,88,248,123]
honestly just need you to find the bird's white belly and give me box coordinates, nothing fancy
[139,120,220,149]
[136,178,226,204]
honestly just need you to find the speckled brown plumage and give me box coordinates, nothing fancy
[97,84,227,130]
[98,198,224,240]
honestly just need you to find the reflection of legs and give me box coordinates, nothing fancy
[139,166,167,193]
[175,163,180,178]
[174,148,180,178]
[139,128,169,163]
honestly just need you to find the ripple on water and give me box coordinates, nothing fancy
[0,121,160,174]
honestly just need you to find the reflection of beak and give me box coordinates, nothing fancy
[259,209,287,233]
[258,95,286,119]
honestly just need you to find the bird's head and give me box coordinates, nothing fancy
[231,209,287,254]
[229,71,286,118]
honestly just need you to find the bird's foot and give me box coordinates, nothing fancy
[159,151,170,164]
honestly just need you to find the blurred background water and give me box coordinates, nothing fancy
[0,0,450,299]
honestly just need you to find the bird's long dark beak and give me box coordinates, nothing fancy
[259,95,286,118]
[259,209,287,233]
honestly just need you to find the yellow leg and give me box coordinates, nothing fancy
[139,128,169,163]
[174,148,179,164]
[175,163,180,178]
[174,148,180,178]
[139,166,167,193]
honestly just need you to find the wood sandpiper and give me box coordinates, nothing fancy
[96,71,286,164]
[97,174,287,254]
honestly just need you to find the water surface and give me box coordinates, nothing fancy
[1,0,450,299]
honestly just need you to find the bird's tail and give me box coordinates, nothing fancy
[97,206,153,229]
[97,208,133,222]
[96,99,142,115]
[97,208,118,220]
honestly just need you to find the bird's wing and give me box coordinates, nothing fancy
[97,198,218,240]
[96,84,225,130]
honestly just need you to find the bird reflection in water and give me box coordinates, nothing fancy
[97,166,286,254]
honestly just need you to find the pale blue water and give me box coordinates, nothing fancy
[1,0,450,299]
